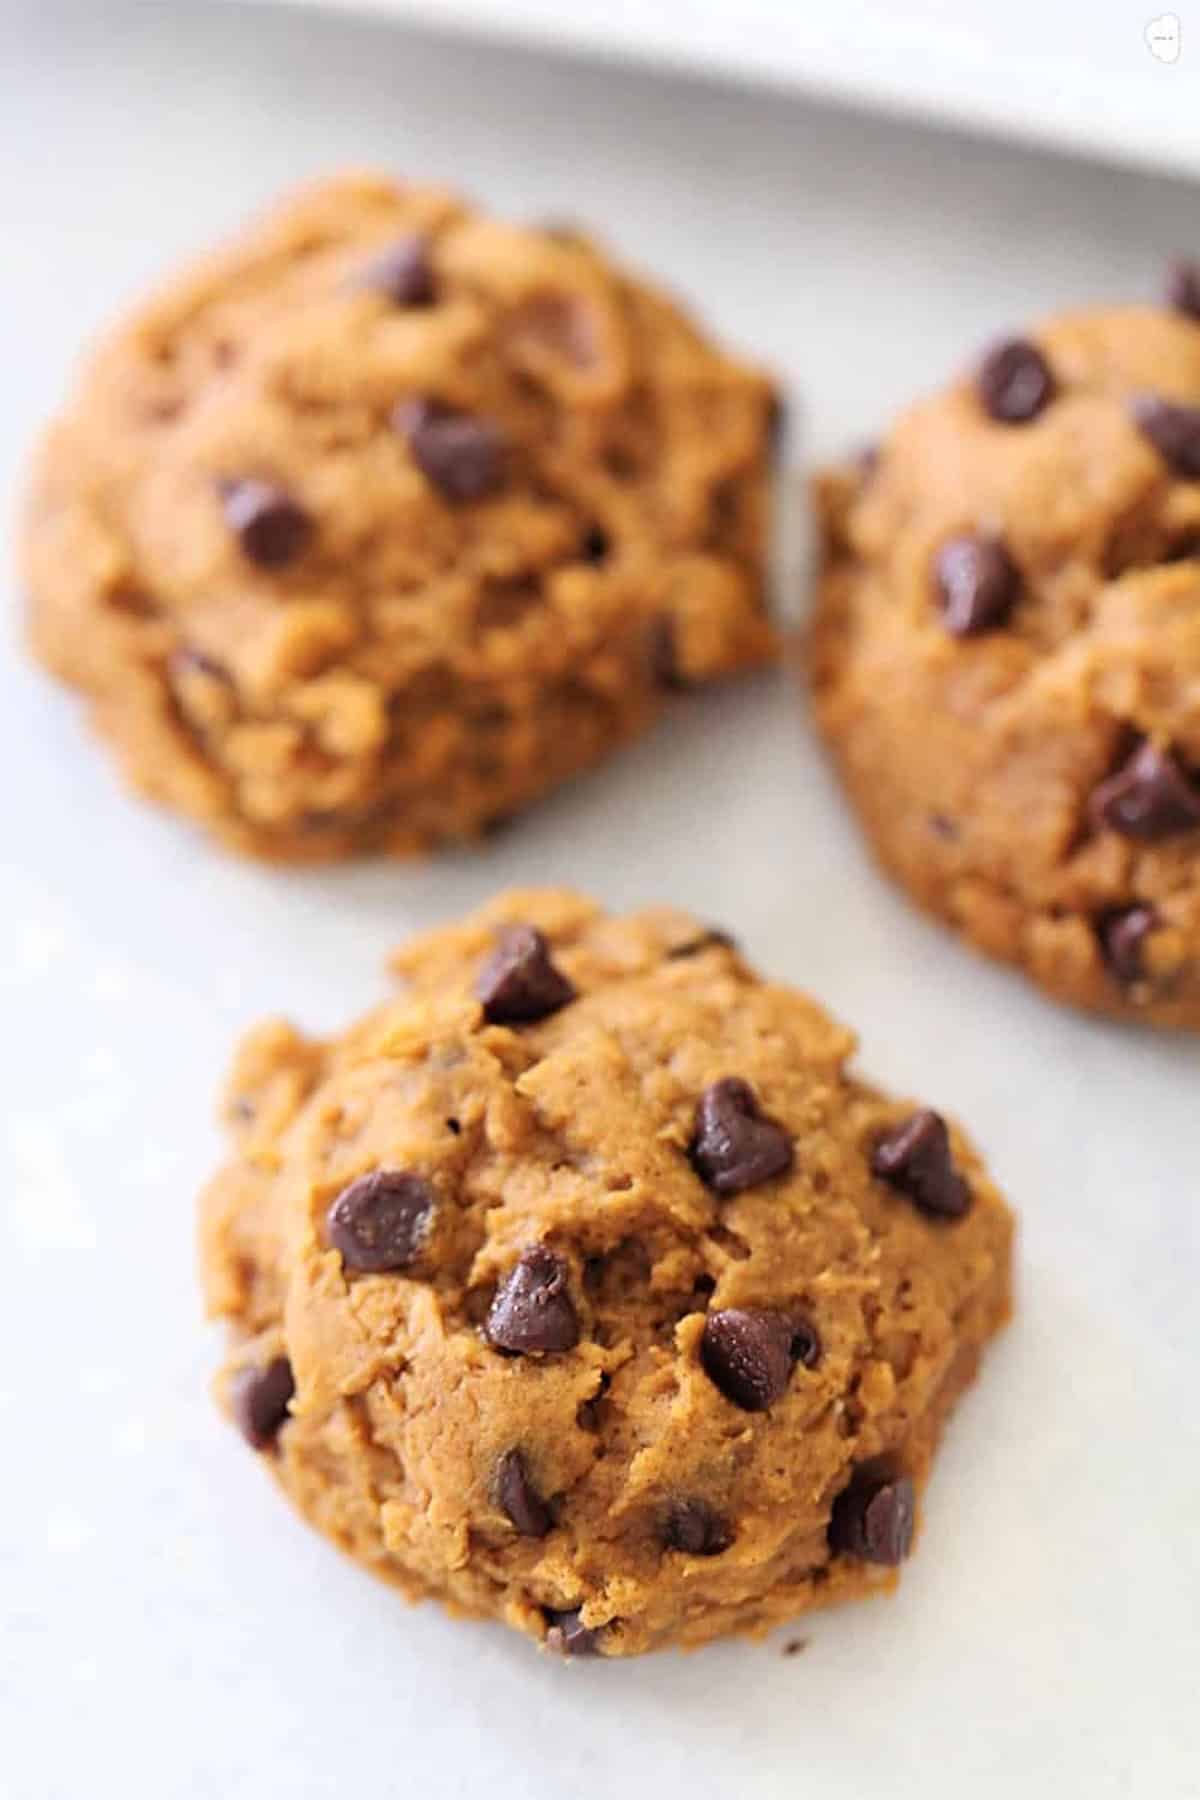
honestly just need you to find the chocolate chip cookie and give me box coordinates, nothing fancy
[199,889,1013,1657]
[23,174,776,860]
[812,276,1200,1028]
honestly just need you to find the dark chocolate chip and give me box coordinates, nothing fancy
[486,1246,580,1355]
[976,337,1055,423]
[871,1110,971,1219]
[476,924,576,1025]
[325,1170,434,1272]
[828,1471,915,1565]
[231,1356,294,1451]
[690,1078,794,1196]
[933,533,1020,637]
[649,616,686,690]
[1089,741,1200,840]
[1130,393,1200,478]
[1166,259,1200,321]
[219,478,313,568]
[666,928,738,961]
[543,1608,601,1656]
[664,1498,733,1556]
[1097,905,1159,985]
[362,233,436,306]
[789,1314,823,1369]
[395,398,506,501]
[700,1309,799,1411]
[580,525,610,564]
[495,1449,553,1538]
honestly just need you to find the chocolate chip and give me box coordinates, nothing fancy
[231,1356,294,1451]
[664,1498,733,1556]
[486,1246,580,1355]
[476,924,576,1025]
[976,337,1055,423]
[828,1471,915,1565]
[1130,394,1200,478]
[690,1078,793,1196]
[362,233,436,306]
[325,1170,434,1272]
[580,524,610,564]
[543,1608,601,1656]
[1097,905,1159,984]
[395,399,505,501]
[666,928,738,960]
[1166,259,1200,321]
[700,1309,803,1411]
[1089,741,1200,840]
[649,616,686,690]
[495,1449,553,1538]
[219,478,313,568]
[856,442,880,480]
[934,533,1020,636]
[871,1111,971,1219]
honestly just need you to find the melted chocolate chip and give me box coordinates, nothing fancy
[1097,905,1159,985]
[219,478,313,567]
[362,233,436,306]
[543,1608,601,1656]
[395,398,506,501]
[934,533,1020,637]
[829,1471,915,1565]
[871,1111,971,1219]
[976,337,1055,423]
[664,1498,732,1557]
[1130,394,1200,478]
[495,1449,553,1538]
[325,1170,434,1272]
[690,1078,793,1196]
[476,924,576,1025]
[486,1247,580,1355]
[231,1356,294,1451]
[1089,741,1200,840]
[1166,259,1200,321]
[700,1309,801,1411]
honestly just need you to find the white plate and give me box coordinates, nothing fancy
[3,6,1199,1798]
[259,0,1200,181]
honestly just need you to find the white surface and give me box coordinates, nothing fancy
[261,0,1200,181]
[3,6,1199,1798]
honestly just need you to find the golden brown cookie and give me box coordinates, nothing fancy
[812,282,1200,1029]
[199,889,1013,1657]
[23,174,776,860]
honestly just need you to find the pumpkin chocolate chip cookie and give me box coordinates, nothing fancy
[812,274,1200,1028]
[23,173,776,860]
[198,889,1013,1657]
